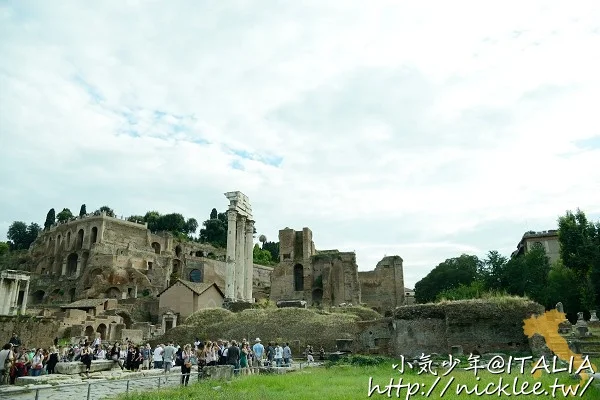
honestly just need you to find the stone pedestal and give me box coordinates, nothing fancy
[590,310,599,322]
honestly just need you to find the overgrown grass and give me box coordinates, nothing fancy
[115,359,600,399]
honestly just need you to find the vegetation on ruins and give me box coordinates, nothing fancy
[56,207,74,223]
[6,221,41,250]
[415,208,600,321]
[43,208,55,230]
[79,203,87,217]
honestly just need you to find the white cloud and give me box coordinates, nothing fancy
[1,0,599,288]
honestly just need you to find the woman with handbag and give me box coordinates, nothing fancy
[180,344,193,386]
[30,349,44,377]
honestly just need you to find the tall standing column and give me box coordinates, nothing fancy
[20,279,30,314]
[225,210,238,300]
[235,216,246,301]
[244,220,254,302]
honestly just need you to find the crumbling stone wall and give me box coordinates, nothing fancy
[0,315,60,349]
[392,299,545,357]
[359,256,404,315]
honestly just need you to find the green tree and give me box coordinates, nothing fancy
[545,259,580,313]
[79,204,87,217]
[262,241,280,261]
[144,211,161,231]
[160,213,186,233]
[127,215,145,223]
[253,243,273,265]
[97,206,115,217]
[199,211,228,247]
[436,280,487,301]
[7,221,41,250]
[210,208,218,220]
[0,242,9,256]
[478,250,508,290]
[414,254,481,303]
[558,209,600,307]
[44,208,55,230]
[185,218,198,235]
[501,243,550,305]
[56,208,74,223]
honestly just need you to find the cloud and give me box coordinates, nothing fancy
[1,1,600,288]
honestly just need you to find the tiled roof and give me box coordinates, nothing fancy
[61,298,107,309]
[157,279,224,297]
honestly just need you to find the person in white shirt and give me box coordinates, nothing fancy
[273,343,283,367]
[153,344,164,369]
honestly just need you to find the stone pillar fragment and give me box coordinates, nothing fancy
[244,220,254,302]
[225,210,238,300]
[20,279,30,314]
[235,216,246,300]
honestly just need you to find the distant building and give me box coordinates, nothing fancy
[157,280,224,329]
[511,230,560,264]
[403,288,415,305]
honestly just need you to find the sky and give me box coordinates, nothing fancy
[1,1,599,289]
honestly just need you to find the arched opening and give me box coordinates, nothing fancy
[207,252,215,259]
[172,259,181,277]
[151,242,161,254]
[86,268,103,286]
[294,264,304,292]
[68,287,76,302]
[77,229,84,250]
[195,250,204,257]
[31,290,45,305]
[84,325,95,341]
[56,235,61,252]
[312,288,323,306]
[116,311,133,329]
[96,323,107,340]
[67,253,78,276]
[66,231,71,248]
[91,227,98,244]
[189,269,202,283]
[175,245,182,257]
[106,287,121,299]
[49,288,61,303]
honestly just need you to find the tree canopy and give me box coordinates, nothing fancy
[7,221,41,250]
[56,208,74,223]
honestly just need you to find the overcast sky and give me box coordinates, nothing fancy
[1,1,599,288]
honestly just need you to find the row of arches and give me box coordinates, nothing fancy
[49,227,98,253]
[30,287,77,305]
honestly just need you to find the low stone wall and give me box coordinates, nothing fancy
[202,365,234,380]
[55,360,116,375]
[392,298,545,357]
[0,315,60,349]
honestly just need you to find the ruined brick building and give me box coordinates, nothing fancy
[26,212,272,307]
[270,227,406,314]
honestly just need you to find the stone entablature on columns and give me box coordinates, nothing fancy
[224,191,254,303]
[0,270,31,315]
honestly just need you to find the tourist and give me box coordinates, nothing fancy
[0,344,15,385]
[161,341,177,373]
[226,340,240,374]
[29,348,44,377]
[265,342,274,367]
[8,334,21,351]
[239,342,249,375]
[319,346,325,361]
[94,344,105,360]
[305,345,314,364]
[132,346,144,371]
[204,341,217,366]
[283,343,291,367]
[92,333,101,348]
[110,343,124,370]
[252,338,264,372]
[180,344,194,386]
[10,352,27,384]
[217,340,227,365]
[194,337,202,351]
[141,344,151,370]
[152,344,164,369]
[273,343,283,367]
[80,343,93,377]
[46,346,59,374]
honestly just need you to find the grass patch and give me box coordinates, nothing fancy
[115,361,600,399]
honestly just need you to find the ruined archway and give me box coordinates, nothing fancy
[77,229,84,250]
[116,311,133,329]
[96,323,107,340]
[293,264,304,292]
[172,259,181,278]
[67,253,78,276]
[312,288,323,306]
[151,242,161,254]
[91,227,98,244]
[84,325,95,341]
[106,287,121,299]
[66,231,71,248]
[175,245,182,257]
[31,290,45,305]
[195,250,204,257]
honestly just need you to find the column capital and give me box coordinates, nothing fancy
[245,220,254,233]
[239,215,247,222]
[227,210,238,220]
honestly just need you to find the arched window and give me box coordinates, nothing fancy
[91,227,98,243]
[189,269,202,283]
[77,229,84,249]
[294,264,304,291]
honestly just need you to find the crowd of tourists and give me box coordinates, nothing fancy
[1,333,325,386]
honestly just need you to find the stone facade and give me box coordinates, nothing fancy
[0,270,31,315]
[270,227,404,313]
[511,230,560,264]
[158,280,224,322]
[24,212,271,307]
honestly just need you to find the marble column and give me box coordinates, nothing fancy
[20,279,30,314]
[0,278,6,315]
[61,261,67,276]
[235,216,246,300]
[225,210,238,300]
[244,220,254,302]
